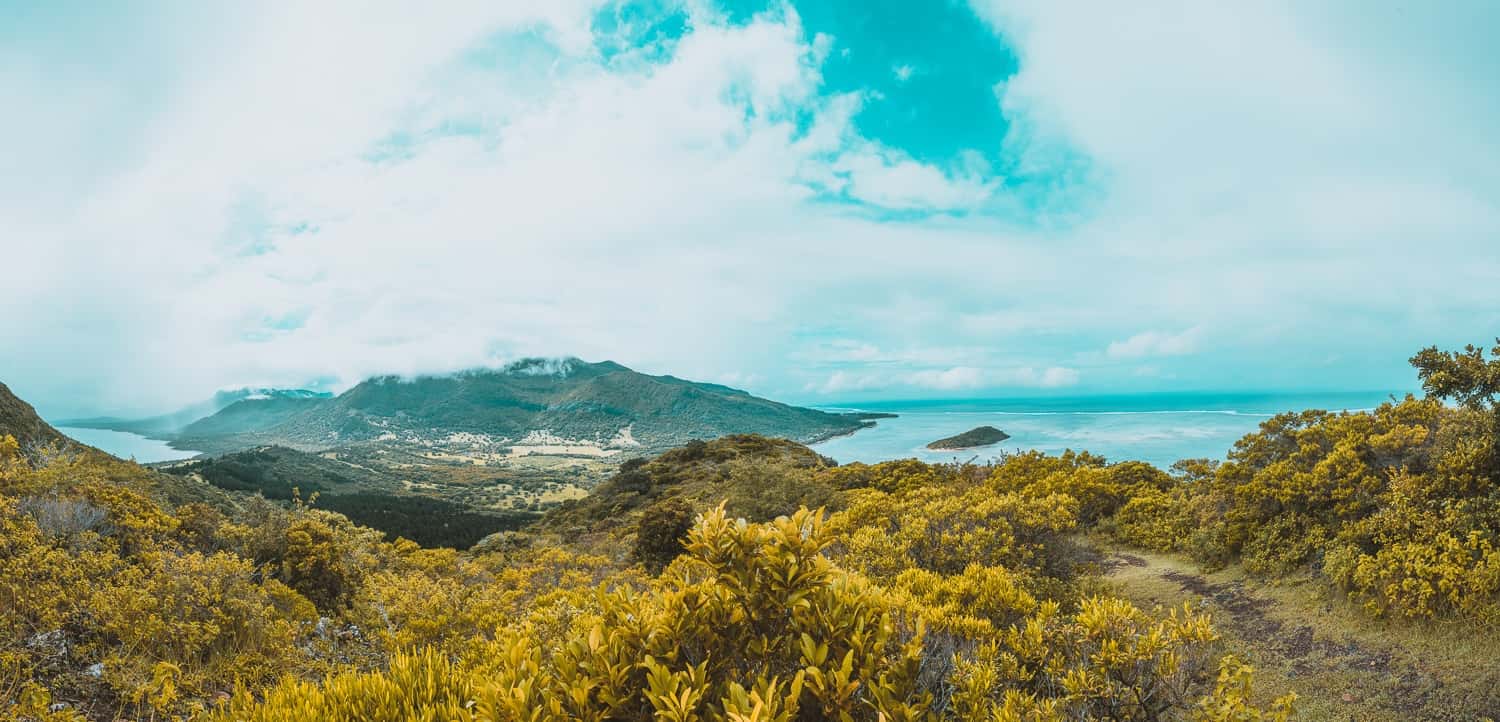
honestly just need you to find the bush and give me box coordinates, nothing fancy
[633,497,695,573]
[214,507,1291,721]
[15,496,109,539]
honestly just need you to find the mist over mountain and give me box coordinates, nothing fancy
[59,388,333,439]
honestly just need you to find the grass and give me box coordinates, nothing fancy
[1093,540,1500,721]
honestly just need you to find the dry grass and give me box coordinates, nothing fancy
[1094,540,1500,721]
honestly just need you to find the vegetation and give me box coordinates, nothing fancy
[163,441,603,512]
[4,341,1499,720]
[166,446,545,548]
[927,425,1011,450]
[174,395,331,442]
[1042,339,1500,631]
[0,383,67,451]
[538,435,839,542]
[316,493,537,550]
[0,434,1289,720]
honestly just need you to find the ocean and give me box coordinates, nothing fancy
[811,391,1405,469]
[54,390,1406,469]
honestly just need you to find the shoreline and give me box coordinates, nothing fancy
[805,419,882,446]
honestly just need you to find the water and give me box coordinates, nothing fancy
[812,391,1403,469]
[55,427,201,463]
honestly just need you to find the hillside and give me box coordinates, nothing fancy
[537,434,838,543]
[0,380,69,449]
[176,395,331,439]
[178,358,875,453]
[10,344,1497,720]
[60,388,332,439]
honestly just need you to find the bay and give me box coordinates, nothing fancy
[813,391,1404,469]
[55,426,200,463]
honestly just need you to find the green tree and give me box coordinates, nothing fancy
[1411,339,1500,410]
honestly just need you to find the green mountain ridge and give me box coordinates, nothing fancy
[173,358,875,453]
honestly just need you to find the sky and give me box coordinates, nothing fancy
[3,0,1498,418]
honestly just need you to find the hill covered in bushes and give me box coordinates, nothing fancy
[4,341,1499,720]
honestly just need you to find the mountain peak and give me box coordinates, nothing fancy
[501,357,588,378]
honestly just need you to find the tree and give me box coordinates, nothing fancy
[1410,339,1500,410]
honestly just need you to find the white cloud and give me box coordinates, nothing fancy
[3,0,1497,416]
[906,367,986,390]
[1030,366,1082,388]
[835,143,996,210]
[808,364,1078,395]
[1106,328,1203,359]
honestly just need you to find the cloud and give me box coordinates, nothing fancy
[1022,366,1081,388]
[834,144,996,210]
[1106,328,1203,360]
[809,364,1078,395]
[3,0,1496,416]
[906,367,986,390]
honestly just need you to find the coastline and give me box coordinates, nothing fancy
[804,418,885,446]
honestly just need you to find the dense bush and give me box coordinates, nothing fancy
[0,437,320,719]
[1,429,1300,720]
[1055,343,1500,628]
[209,507,1291,721]
[633,496,696,572]
[78,337,1500,719]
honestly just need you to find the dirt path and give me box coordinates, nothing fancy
[1099,548,1500,721]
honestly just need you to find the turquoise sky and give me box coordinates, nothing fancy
[2,0,1497,416]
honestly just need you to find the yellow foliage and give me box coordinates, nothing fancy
[205,505,1289,721]
[0,430,1302,719]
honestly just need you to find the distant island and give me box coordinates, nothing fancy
[927,425,1010,450]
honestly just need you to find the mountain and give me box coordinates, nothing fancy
[59,388,332,439]
[177,358,875,452]
[0,381,68,449]
[177,394,333,439]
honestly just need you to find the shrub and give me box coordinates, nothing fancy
[15,496,109,539]
[633,497,696,573]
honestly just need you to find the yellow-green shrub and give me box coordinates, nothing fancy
[212,506,1289,721]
